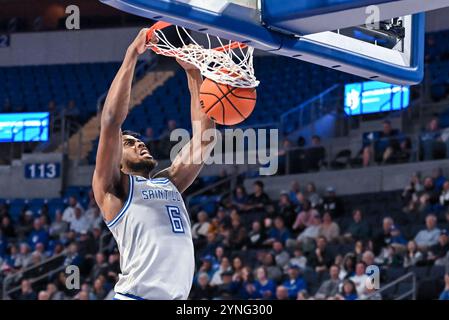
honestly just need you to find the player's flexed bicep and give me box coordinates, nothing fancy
[154,60,216,193]
[92,28,150,221]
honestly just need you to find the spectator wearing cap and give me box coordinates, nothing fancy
[415,214,441,250]
[343,209,371,242]
[319,211,340,243]
[244,181,271,213]
[403,240,424,268]
[254,266,276,300]
[322,187,344,219]
[278,192,296,228]
[264,216,291,246]
[246,220,266,248]
[282,264,307,299]
[349,262,369,297]
[216,269,234,298]
[439,274,449,300]
[190,272,217,300]
[292,200,319,233]
[63,196,84,224]
[198,255,216,281]
[427,229,449,266]
[314,265,342,300]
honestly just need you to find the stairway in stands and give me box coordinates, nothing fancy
[58,69,175,162]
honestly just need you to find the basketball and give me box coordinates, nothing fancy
[199,78,257,125]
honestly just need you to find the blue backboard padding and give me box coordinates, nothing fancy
[100,0,425,84]
[262,0,393,21]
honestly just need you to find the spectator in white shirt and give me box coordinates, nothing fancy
[85,200,103,230]
[415,214,441,250]
[192,211,210,240]
[350,261,369,297]
[69,207,90,234]
[63,196,84,224]
[210,257,232,286]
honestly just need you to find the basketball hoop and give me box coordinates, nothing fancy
[145,21,259,88]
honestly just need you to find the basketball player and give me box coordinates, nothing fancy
[92,29,216,300]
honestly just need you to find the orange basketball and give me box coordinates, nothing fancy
[199,78,257,125]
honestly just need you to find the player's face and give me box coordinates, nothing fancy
[121,135,157,172]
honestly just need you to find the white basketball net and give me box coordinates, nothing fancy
[146,22,259,88]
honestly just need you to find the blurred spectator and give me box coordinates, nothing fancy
[246,220,266,248]
[306,135,326,171]
[216,270,234,298]
[244,181,271,213]
[389,225,407,249]
[190,272,217,300]
[16,209,35,238]
[15,243,33,269]
[373,217,394,255]
[440,181,449,206]
[85,200,102,231]
[225,216,247,250]
[275,285,290,300]
[282,264,306,299]
[363,120,400,166]
[403,240,424,268]
[432,167,447,192]
[288,248,307,271]
[272,241,290,268]
[1,216,16,239]
[349,261,368,297]
[308,236,333,273]
[16,279,37,300]
[46,283,65,300]
[264,216,291,246]
[64,100,80,123]
[420,117,446,160]
[278,192,296,227]
[230,266,258,299]
[319,211,340,243]
[334,279,358,300]
[192,211,210,246]
[63,242,82,267]
[63,196,84,224]
[295,213,321,250]
[343,209,371,241]
[49,210,68,239]
[292,200,319,233]
[439,274,449,300]
[3,98,12,113]
[288,181,301,205]
[254,266,276,299]
[305,182,322,209]
[427,229,449,266]
[262,253,283,283]
[28,218,49,250]
[322,186,344,219]
[210,257,232,286]
[92,278,108,300]
[339,253,356,280]
[414,214,441,249]
[38,290,50,300]
[314,265,341,299]
[69,207,90,234]
[231,186,249,210]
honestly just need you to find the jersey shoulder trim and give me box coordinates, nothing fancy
[106,174,134,228]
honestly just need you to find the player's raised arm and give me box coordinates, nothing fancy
[92,29,148,218]
[154,61,216,193]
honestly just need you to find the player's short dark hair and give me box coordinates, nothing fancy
[122,130,141,139]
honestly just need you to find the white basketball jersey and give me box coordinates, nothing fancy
[106,174,195,300]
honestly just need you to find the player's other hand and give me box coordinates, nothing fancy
[130,28,150,55]
[176,58,198,71]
